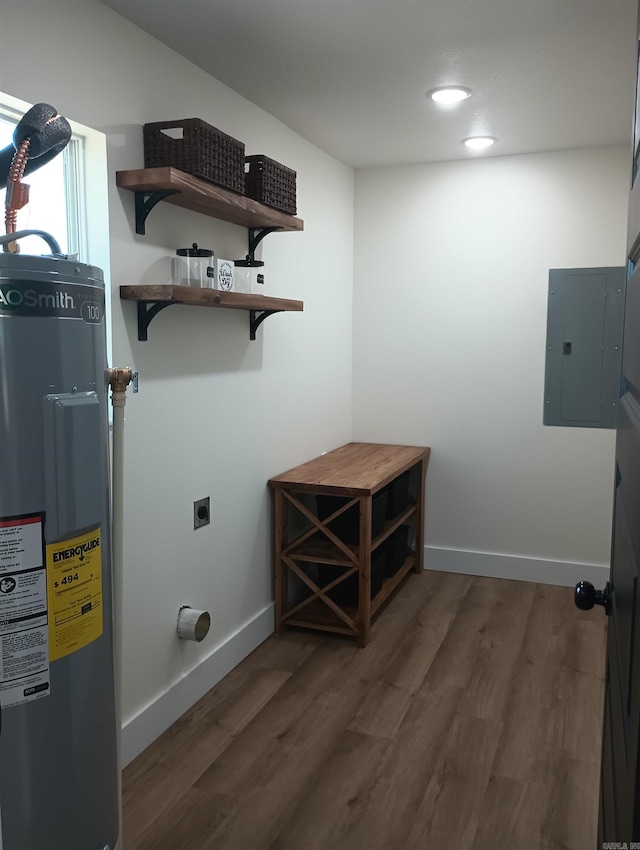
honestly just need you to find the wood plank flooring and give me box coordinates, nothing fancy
[123,571,607,850]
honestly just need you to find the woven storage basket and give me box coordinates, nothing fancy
[244,155,297,214]
[143,118,245,194]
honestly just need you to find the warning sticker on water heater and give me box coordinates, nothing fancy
[0,513,44,574]
[0,513,50,708]
[46,527,103,661]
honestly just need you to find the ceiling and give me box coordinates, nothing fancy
[99,0,638,168]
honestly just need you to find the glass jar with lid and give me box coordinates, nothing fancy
[172,243,215,288]
[234,258,264,295]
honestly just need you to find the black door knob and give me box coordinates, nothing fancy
[574,580,611,615]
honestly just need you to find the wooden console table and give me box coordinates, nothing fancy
[268,442,430,647]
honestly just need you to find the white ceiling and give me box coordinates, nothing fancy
[99,0,638,168]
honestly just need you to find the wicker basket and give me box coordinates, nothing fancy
[143,118,245,194]
[244,155,297,215]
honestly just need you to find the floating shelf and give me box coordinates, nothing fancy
[115,167,304,238]
[120,285,303,341]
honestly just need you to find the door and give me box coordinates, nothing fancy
[574,15,640,844]
[576,274,640,845]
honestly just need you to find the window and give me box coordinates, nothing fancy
[0,92,112,362]
[0,106,80,257]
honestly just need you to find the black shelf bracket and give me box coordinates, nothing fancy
[248,227,283,261]
[134,302,284,341]
[134,190,180,235]
[250,309,283,340]
[137,301,174,340]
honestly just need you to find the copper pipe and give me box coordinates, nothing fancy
[4,113,63,248]
[5,139,30,236]
[7,138,29,187]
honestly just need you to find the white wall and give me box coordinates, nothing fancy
[353,147,629,585]
[0,0,354,762]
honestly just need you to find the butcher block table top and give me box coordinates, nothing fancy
[268,442,430,497]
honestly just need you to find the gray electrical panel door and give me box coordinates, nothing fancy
[544,267,626,428]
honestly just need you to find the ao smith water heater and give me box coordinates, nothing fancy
[0,105,124,849]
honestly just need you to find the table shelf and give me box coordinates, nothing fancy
[285,501,417,566]
[282,554,417,634]
[269,443,430,647]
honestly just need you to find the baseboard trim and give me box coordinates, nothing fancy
[122,603,274,766]
[424,546,610,587]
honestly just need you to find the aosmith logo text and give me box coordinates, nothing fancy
[0,286,75,309]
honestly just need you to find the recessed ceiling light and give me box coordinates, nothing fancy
[462,136,496,150]
[428,87,472,105]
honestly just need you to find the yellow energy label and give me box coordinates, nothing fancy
[46,527,103,661]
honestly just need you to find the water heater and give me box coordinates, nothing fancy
[0,252,119,849]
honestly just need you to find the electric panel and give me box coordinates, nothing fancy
[544,266,626,428]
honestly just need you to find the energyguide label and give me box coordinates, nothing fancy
[46,527,103,661]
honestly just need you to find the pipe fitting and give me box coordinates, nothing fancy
[108,367,133,394]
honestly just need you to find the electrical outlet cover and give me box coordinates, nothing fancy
[194,497,210,529]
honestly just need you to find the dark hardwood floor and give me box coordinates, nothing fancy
[123,571,607,850]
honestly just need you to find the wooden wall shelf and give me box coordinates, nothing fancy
[115,167,304,239]
[117,168,305,338]
[120,285,303,340]
[269,443,430,647]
